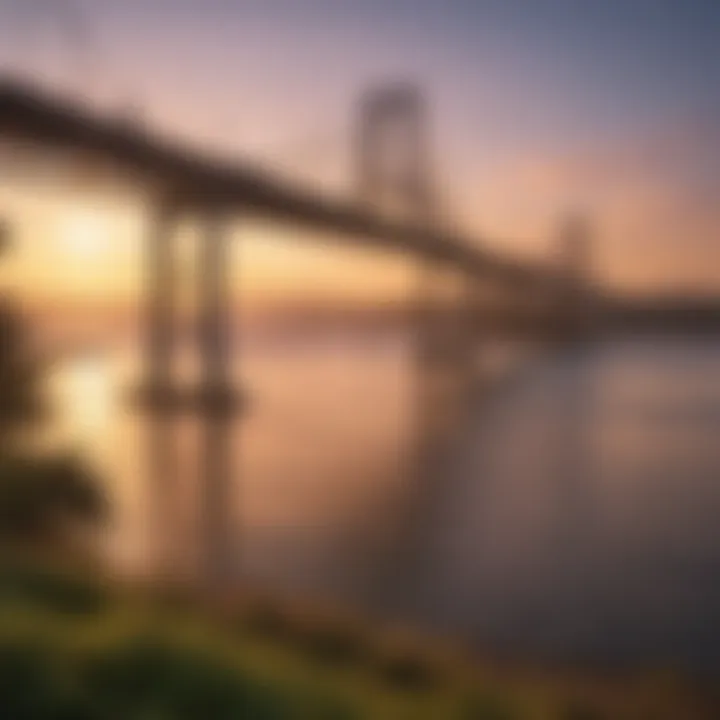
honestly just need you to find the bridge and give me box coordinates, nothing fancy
[0,76,600,585]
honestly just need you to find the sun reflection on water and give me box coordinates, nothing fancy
[52,353,115,448]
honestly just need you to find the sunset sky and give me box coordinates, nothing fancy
[0,0,719,312]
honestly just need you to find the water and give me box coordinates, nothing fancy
[49,332,720,672]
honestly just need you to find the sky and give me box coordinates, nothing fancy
[0,0,719,312]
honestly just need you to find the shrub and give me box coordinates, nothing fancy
[237,598,298,642]
[294,618,371,667]
[0,453,107,549]
[80,630,285,719]
[375,648,442,692]
[0,558,108,615]
[560,701,605,720]
[461,692,518,720]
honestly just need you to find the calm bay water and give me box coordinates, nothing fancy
[49,332,720,672]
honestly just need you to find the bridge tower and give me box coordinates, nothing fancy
[355,84,477,478]
[356,82,433,217]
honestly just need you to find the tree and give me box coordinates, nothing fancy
[0,296,46,450]
[0,235,107,553]
[0,452,107,551]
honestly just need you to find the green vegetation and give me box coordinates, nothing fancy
[0,251,716,718]
[0,452,106,549]
[0,559,716,720]
[0,295,45,448]
[0,290,106,556]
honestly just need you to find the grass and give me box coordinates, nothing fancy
[0,558,716,719]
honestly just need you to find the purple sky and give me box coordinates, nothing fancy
[1,0,719,297]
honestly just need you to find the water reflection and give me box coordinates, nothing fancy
[51,354,114,444]
[50,333,720,671]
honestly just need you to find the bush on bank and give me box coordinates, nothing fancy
[0,560,716,720]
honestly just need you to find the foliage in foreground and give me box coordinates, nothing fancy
[0,289,108,554]
[0,296,45,448]
[0,453,107,549]
[0,561,717,720]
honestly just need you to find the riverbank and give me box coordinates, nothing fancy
[1,557,717,719]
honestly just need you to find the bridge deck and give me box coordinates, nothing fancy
[0,77,550,287]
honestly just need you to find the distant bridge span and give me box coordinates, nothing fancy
[0,76,597,586]
[0,77,556,287]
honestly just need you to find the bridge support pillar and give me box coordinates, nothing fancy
[557,213,593,341]
[196,208,237,587]
[459,273,481,402]
[413,262,447,474]
[413,265,478,481]
[141,195,181,579]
